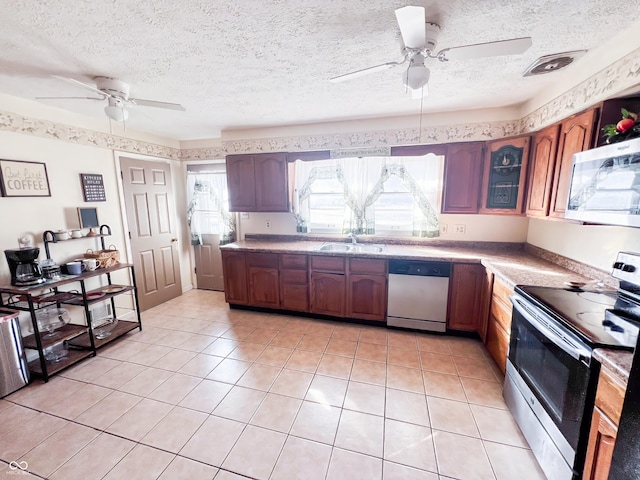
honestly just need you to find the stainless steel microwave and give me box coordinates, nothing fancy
[566,137,640,227]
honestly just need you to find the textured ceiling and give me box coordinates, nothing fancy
[1,1,640,140]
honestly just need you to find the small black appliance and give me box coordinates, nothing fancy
[4,248,45,286]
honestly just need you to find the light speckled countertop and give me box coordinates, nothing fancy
[222,239,594,288]
[593,349,633,384]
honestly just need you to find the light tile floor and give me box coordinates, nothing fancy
[0,290,548,480]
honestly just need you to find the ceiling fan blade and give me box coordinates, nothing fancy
[129,98,185,111]
[441,37,532,61]
[395,6,426,49]
[51,75,109,97]
[330,61,403,83]
[35,96,104,101]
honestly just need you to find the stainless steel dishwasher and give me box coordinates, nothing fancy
[386,260,451,332]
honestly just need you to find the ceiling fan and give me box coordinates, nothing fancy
[330,6,533,97]
[37,76,185,122]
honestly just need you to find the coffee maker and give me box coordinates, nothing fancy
[4,248,45,286]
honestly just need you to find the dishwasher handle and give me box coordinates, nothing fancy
[388,260,451,277]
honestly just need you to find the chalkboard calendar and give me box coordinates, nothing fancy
[80,173,106,202]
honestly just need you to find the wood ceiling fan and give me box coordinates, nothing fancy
[330,6,532,97]
[37,76,185,122]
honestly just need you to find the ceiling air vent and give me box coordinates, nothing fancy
[523,50,586,77]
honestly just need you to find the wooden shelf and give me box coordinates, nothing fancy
[22,324,86,350]
[67,320,140,349]
[61,285,134,306]
[28,348,94,377]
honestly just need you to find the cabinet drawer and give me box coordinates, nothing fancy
[280,269,308,285]
[280,254,308,270]
[492,277,514,306]
[490,296,512,334]
[349,257,386,275]
[310,255,345,273]
[595,367,626,426]
[246,252,279,268]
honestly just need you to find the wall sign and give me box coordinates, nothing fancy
[80,173,106,202]
[0,159,51,197]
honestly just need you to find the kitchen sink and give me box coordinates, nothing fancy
[316,243,385,253]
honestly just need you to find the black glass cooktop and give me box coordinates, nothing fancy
[515,285,640,349]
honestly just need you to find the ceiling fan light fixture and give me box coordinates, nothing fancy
[404,62,430,90]
[104,102,128,122]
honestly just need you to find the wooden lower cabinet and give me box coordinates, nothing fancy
[583,407,618,480]
[484,276,514,373]
[583,365,626,480]
[221,250,248,304]
[448,263,488,334]
[310,272,346,317]
[279,254,309,312]
[347,275,386,321]
[247,266,279,308]
[486,316,509,374]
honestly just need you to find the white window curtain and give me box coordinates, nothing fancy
[186,171,236,245]
[291,154,442,236]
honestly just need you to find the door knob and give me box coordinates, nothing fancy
[171,238,178,242]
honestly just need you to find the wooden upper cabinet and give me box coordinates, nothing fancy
[479,136,530,215]
[227,155,257,212]
[441,142,485,214]
[226,153,288,212]
[525,124,561,218]
[549,108,598,219]
[255,154,289,212]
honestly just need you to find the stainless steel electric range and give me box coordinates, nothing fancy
[505,251,640,480]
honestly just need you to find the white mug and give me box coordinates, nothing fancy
[71,230,83,238]
[82,258,98,271]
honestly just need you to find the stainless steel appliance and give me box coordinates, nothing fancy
[0,308,29,397]
[4,248,45,286]
[386,260,450,332]
[566,137,640,227]
[505,251,640,480]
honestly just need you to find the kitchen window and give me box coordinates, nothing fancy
[291,154,443,236]
[186,165,235,244]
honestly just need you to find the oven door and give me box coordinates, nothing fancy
[509,295,593,452]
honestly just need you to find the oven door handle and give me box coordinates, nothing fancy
[510,295,592,362]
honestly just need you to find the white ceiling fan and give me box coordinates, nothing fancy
[330,6,533,97]
[37,76,185,122]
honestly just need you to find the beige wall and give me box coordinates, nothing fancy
[0,130,193,294]
[526,219,640,272]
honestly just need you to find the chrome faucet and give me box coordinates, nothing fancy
[348,232,357,245]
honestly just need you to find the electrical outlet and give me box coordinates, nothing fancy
[240,212,249,219]
[454,224,466,234]
[265,220,272,229]
[439,223,448,234]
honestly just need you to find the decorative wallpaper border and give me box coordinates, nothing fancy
[1,45,639,161]
[0,110,180,160]
[520,46,640,133]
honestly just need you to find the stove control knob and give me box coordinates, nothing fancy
[613,262,624,270]
[611,325,625,333]
[602,319,614,327]
[622,264,636,273]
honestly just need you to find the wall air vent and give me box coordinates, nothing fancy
[523,50,587,77]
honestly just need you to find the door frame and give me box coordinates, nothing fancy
[184,159,231,290]
[114,151,192,295]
